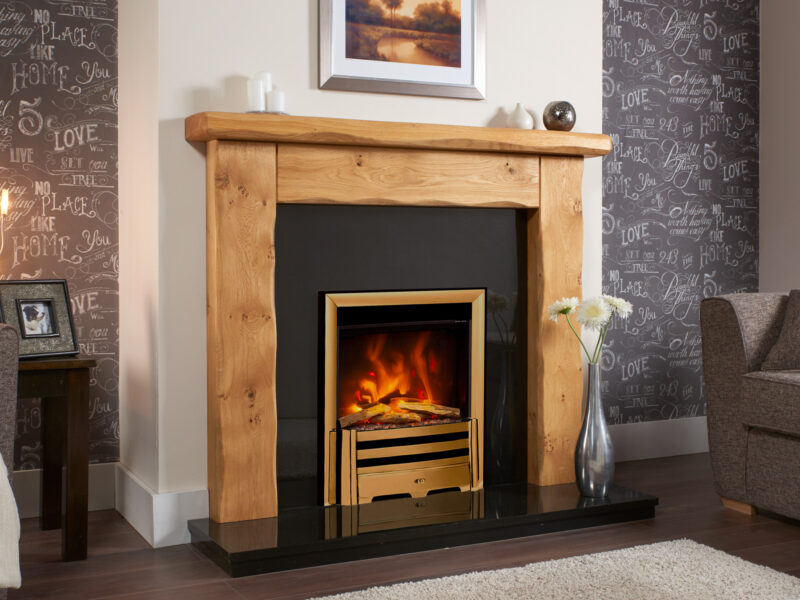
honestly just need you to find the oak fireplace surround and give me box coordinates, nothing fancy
[185,112,612,524]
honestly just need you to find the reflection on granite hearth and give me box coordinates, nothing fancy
[190,483,657,577]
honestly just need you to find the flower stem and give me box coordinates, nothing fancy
[591,317,613,364]
[492,311,508,348]
[565,313,593,363]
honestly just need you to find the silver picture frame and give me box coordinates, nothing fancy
[319,0,486,100]
[0,279,79,359]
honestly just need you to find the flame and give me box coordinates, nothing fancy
[339,329,462,426]
[411,332,433,404]
[357,332,434,406]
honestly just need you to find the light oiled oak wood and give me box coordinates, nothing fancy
[197,117,602,519]
[527,156,585,486]
[186,112,613,157]
[206,140,278,523]
[276,144,539,208]
[721,496,757,515]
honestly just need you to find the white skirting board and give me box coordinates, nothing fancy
[610,416,709,462]
[11,462,117,519]
[115,464,208,547]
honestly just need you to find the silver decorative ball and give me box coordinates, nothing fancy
[543,101,576,131]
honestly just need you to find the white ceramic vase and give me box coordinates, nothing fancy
[507,103,534,129]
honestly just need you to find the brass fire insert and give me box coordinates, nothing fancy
[324,289,485,506]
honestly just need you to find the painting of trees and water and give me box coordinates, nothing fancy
[346,0,461,67]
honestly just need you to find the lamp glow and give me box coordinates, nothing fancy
[0,189,6,256]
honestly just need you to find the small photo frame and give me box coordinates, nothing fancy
[0,280,78,358]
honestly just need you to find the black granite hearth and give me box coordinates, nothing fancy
[192,205,657,578]
[190,482,657,577]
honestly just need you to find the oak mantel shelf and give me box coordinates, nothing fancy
[185,112,612,158]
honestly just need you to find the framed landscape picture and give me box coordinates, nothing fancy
[0,280,79,359]
[320,0,486,99]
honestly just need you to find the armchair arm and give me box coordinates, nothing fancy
[702,293,788,373]
[700,293,788,501]
[0,325,17,594]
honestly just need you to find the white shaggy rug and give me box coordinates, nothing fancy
[312,539,800,600]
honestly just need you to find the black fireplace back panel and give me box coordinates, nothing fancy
[275,204,526,507]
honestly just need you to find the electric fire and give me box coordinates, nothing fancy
[323,289,485,506]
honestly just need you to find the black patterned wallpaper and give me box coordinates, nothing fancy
[601,0,759,424]
[0,0,118,469]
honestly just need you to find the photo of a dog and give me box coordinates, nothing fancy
[0,280,77,357]
[19,301,55,336]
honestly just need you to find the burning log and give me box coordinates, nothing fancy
[377,390,405,405]
[339,403,388,428]
[397,400,461,418]
[372,412,422,425]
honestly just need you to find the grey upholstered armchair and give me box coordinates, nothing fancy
[0,324,17,481]
[0,323,19,596]
[700,293,800,520]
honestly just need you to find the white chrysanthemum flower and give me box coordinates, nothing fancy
[576,296,612,330]
[603,294,633,319]
[547,297,579,322]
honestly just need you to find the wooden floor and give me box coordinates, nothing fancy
[10,453,800,599]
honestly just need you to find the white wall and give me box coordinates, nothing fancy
[119,0,603,543]
[118,0,160,492]
[760,2,800,292]
[155,0,604,491]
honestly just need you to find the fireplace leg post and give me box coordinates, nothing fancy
[206,140,279,522]
[527,155,585,487]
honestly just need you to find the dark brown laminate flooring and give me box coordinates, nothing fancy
[10,453,800,599]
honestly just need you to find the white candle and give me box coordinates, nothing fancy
[246,78,266,112]
[1,190,7,216]
[267,88,285,114]
[256,71,273,93]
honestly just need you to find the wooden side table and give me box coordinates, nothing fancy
[18,356,96,561]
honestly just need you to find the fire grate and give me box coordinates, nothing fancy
[336,420,478,504]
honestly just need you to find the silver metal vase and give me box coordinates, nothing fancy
[575,363,614,497]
